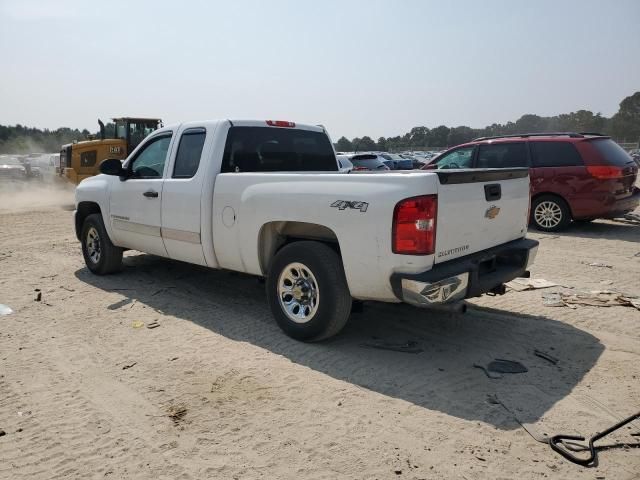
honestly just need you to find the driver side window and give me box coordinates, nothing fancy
[130,134,172,179]
[436,146,474,169]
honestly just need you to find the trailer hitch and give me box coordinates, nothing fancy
[548,411,640,467]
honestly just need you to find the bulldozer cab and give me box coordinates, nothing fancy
[113,118,162,153]
[61,116,161,184]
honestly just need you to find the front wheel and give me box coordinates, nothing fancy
[530,195,571,232]
[81,213,123,275]
[266,241,352,341]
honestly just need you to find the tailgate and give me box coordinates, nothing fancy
[434,168,530,263]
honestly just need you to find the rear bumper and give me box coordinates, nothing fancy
[390,238,539,307]
[574,187,640,219]
[599,187,640,218]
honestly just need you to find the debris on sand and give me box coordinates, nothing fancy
[132,321,145,329]
[534,349,559,365]
[473,364,502,379]
[0,429,6,437]
[474,359,528,378]
[624,212,640,223]
[146,320,160,329]
[543,290,640,310]
[583,262,613,269]
[166,404,188,424]
[34,289,41,302]
[542,292,566,307]
[506,278,557,291]
[360,340,423,354]
[0,304,13,316]
[488,359,528,374]
[122,362,137,370]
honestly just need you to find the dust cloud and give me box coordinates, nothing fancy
[0,182,75,214]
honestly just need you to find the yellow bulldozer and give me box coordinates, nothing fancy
[60,117,162,184]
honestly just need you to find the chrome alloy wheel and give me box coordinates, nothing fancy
[86,226,101,264]
[534,201,563,229]
[277,262,320,323]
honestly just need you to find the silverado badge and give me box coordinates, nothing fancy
[485,205,500,219]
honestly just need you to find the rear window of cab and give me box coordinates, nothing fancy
[221,126,338,172]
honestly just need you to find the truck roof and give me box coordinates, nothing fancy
[157,119,326,134]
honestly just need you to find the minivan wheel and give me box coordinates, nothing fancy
[267,241,352,342]
[81,213,123,275]
[531,195,571,232]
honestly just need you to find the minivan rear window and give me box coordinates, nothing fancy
[589,138,634,167]
[222,126,338,172]
[531,141,583,167]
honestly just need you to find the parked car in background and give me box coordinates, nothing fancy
[0,156,27,182]
[400,154,426,169]
[423,132,639,231]
[336,155,354,173]
[348,153,391,171]
[0,156,42,182]
[380,153,414,170]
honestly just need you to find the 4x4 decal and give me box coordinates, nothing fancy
[330,200,369,213]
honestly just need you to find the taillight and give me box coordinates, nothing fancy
[392,195,437,255]
[266,120,295,128]
[587,165,625,179]
[353,166,368,171]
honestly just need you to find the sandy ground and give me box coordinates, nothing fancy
[0,186,639,479]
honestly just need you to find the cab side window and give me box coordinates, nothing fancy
[130,134,172,179]
[173,128,206,178]
[435,146,474,169]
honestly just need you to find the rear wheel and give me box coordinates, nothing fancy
[81,214,123,274]
[266,241,352,341]
[531,195,571,232]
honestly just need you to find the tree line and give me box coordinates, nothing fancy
[1,92,638,155]
[0,124,89,154]
[335,91,640,152]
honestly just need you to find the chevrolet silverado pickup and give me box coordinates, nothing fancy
[74,119,539,341]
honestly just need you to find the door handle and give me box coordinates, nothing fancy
[143,190,158,198]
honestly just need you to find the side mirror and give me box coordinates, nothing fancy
[99,158,125,177]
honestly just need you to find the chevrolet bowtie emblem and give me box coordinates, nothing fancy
[485,205,500,219]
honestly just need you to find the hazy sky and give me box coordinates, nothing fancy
[1,0,639,139]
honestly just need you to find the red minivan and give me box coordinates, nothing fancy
[423,133,640,231]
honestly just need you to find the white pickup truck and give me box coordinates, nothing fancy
[75,119,538,341]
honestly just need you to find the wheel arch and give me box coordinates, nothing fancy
[257,221,341,275]
[75,201,102,240]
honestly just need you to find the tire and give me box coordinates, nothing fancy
[530,195,571,232]
[266,241,352,342]
[81,213,123,275]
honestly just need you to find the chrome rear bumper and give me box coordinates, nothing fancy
[391,238,539,308]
